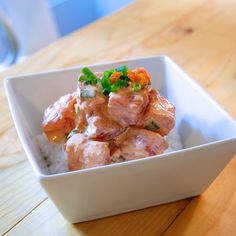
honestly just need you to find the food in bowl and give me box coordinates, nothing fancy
[37,65,183,174]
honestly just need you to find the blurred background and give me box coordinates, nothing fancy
[0,0,133,71]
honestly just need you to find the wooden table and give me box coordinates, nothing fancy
[1,0,236,235]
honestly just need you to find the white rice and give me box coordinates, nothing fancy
[36,129,183,175]
[36,134,68,174]
[164,129,183,153]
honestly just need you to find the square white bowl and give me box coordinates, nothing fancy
[4,55,236,223]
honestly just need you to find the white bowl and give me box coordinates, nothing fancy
[4,56,236,223]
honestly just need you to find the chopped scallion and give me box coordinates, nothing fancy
[78,75,87,82]
[132,82,142,92]
[103,70,114,78]
[145,121,160,131]
[74,104,79,114]
[116,78,129,87]
[80,89,97,98]
[78,67,98,85]
[67,128,78,139]
[99,75,111,96]
[81,67,94,77]
[111,83,121,92]
[78,65,132,96]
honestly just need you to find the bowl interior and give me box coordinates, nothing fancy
[162,58,236,148]
[5,56,236,175]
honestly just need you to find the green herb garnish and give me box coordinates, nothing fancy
[111,83,121,92]
[116,78,129,87]
[78,67,98,85]
[79,65,131,96]
[67,128,78,139]
[99,74,111,96]
[103,70,114,78]
[74,104,79,114]
[132,82,142,92]
[145,121,160,131]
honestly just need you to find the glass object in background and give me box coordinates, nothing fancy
[0,11,18,71]
[0,0,134,71]
[1,0,59,57]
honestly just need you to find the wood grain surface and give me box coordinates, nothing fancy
[0,0,236,235]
